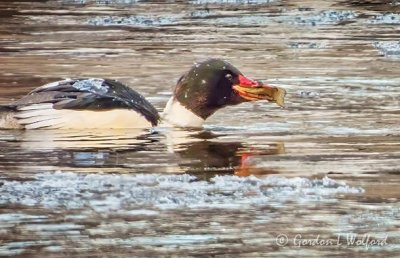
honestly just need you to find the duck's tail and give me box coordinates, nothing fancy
[0,106,22,129]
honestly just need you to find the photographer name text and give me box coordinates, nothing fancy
[276,233,388,250]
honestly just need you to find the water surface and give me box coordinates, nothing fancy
[0,0,399,256]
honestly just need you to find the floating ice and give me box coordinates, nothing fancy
[289,10,357,26]
[88,15,177,27]
[190,10,214,18]
[373,41,400,59]
[0,172,363,212]
[90,234,218,247]
[297,90,320,98]
[0,241,52,256]
[213,15,273,26]
[369,13,400,24]
[288,42,325,49]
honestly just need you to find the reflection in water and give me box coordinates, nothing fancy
[17,128,155,150]
[173,132,285,179]
[0,128,285,178]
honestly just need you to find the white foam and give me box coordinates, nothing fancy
[0,172,364,212]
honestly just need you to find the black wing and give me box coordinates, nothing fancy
[11,78,160,126]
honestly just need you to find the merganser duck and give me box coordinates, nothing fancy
[0,59,286,129]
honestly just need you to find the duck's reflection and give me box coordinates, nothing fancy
[173,135,285,179]
[2,128,285,178]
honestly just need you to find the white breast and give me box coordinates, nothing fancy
[161,97,204,128]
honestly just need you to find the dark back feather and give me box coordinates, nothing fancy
[9,78,160,126]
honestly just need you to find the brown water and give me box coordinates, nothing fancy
[0,0,400,257]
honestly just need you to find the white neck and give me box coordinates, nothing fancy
[161,97,205,128]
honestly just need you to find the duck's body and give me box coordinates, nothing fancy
[0,59,286,130]
[0,78,159,129]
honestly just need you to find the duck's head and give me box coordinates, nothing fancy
[163,58,286,127]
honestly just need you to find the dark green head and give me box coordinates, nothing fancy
[173,59,253,119]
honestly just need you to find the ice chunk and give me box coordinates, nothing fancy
[0,172,363,212]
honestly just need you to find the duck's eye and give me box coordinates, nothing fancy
[225,73,233,81]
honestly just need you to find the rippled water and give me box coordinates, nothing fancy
[0,0,399,256]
